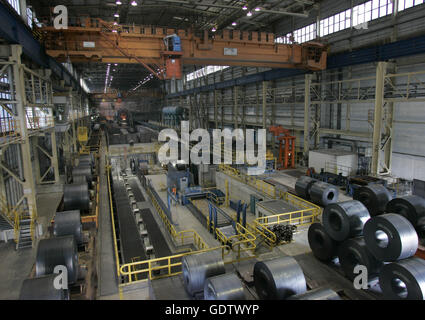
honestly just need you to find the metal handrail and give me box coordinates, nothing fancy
[119,246,230,283]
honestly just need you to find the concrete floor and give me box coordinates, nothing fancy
[97,135,119,298]
[0,191,62,300]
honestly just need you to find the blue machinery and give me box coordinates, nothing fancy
[208,200,246,241]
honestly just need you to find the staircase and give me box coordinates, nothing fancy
[0,196,36,249]
[16,216,33,249]
[0,213,13,231]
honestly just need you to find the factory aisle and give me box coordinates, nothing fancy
[97,134,119,298]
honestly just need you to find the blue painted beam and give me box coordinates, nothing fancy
[167,34,425,98]
[0,2,80,91]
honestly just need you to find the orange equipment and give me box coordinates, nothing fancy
[269,126,296,170]
[38,18,328,80]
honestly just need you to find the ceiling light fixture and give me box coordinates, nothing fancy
[254,7,260,11]
[211,27,217,32]
[131,1,137,6]
[247,11,252,17]
[113,21,118,25]
[114,13,119,17]
[116,0,122,5]
[242,5,248,10]
[232,22,237,26]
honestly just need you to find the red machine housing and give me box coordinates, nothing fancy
[269,126,296,170]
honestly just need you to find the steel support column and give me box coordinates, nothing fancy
[303,74,312,159]
[10,45,37,217]
[372,62,387,175]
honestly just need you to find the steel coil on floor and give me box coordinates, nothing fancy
[353,184,392,216]
[63,183,90,212]
[72,164,93,182]
[182,251,225,296]
[253,256,306,300]
[288,288,341,300]
[79,154,94,167]
[364,213,418,262]
[338,237,383,281]
[53,210,83,245]
[379,257,425,300]
[204,273,245,300]
[308,223,339,262]
[19,274,70,300]
[309,181,339,207]
[322,200,371,241]
[72,174,91,188]
[35,235,79,284]
[386,195,425,227]
[295,176,318,200]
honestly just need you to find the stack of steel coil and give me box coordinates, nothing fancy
[53,210,83,245]
[182,251,225,296]
[63,183,91,212]
[386,195,425,232]
[72,164,93,183]
[363,213,425,299]
[295,176,318,200]
[35,235,79,285]
[253,256,306,300]
[204,273,245,300]
[353,184,392,216]
[19,274,70,300]
[309,200,387,286]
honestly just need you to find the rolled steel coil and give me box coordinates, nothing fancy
[72,174,91,188]
[308,223,339,262]
[253,256,306,300]
[309,181,339,207]
[288,288,341,300]
[19,274,70,300]
[353,184,392,217]
[35,235,79,284]
[295,176,318,200]
[204,273,245,300]
[364,213,418,262]
[386,195,425,227]
[322,200,370,241]
[53,210,83,245]
[72,165,93,182]
[337,237,383,281]
[182,251,225,296]
[379,257,425,300]
[63,183,90,212]
[79,154,94,166]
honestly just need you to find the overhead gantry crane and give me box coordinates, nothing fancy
[37,18,328,80]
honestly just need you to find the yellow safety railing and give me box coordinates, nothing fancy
[253,193,321,245]
[218,164,276,198]
[145,185,207,250]
[120,246,230,283]
[107,165,124,284]
[215,223,257,260]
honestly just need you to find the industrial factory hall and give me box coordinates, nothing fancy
[1,0,425,308]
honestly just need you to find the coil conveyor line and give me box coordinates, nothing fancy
[112,177,147,265]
